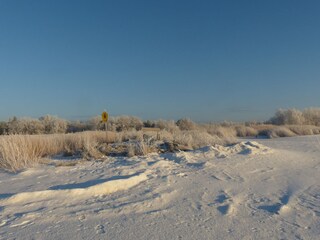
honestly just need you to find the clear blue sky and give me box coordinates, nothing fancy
[1,0,319,122]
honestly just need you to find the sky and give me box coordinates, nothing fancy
[0,0,319,122]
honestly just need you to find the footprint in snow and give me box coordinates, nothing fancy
[208,191,234,215]
[78,214,86,222]
[257,192,291,215]
[247,190,293,216]
[95,224,105,234]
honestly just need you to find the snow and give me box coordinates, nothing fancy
[0,136,320,239]
[2,173,148,205]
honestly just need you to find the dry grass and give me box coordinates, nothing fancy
[0,131,115,172]
[287,125,320,135]
[2,121,320,172]
[0,135,44,172]
[127,141,154,157]
[234,125,259,137]
[252,125,320,138]
[258,126,296,138]
[173,130,233,149]
[202,124,237,142]
[117,130,144,142]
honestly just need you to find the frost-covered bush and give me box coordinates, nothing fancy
[176,118,196,131]
[7,117,45,135]
[67,120,88,133]
[127,141,150,157]
[39,115,68,134]
[268,108,320,126]
[154,119,179,133]
[303,108,320,126]
[109,116,143,131]
[119,130,144,142]
[143,120,156,128]
[21,118,45,134]
[268,109,305,125]
[86,116,105,131]
[0,122,7,135]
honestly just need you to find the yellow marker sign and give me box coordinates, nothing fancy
[102,111,108,122]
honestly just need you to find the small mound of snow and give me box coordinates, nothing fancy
[2,173,148,205]
[161,141,272,166]
[197,141,271,157]
[150,160,176,169]
[209,141,272,157]
[195,146,228,158]
[233,141,272,155]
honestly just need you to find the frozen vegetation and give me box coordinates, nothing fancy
[1,108,320,172]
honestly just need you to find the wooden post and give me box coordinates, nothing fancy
[102,111,109,144]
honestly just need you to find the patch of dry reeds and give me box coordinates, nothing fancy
[0,131,114,172]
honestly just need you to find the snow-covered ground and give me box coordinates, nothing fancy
[0,136,319,240]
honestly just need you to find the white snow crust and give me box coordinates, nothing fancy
[0,137,319,239]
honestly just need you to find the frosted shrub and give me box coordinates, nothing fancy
[303,108,320,126]
[81,136,103,160]
[67,120,88,132]
[0,122,7,135]
[110,116,143,131]
[87,116,105,131]
[39,115,68,134]
[268,109,305,125]
[158,130,174,142]
[7,117,24,134]
[143,120,155,128]
[268,108,320,126]
[120,130,144,142]
[126,141,151,157]
[155,120,179,133]
[6,117,45,135]
[176,118,196,131]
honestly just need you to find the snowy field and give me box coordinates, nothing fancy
[0,136,320,240]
